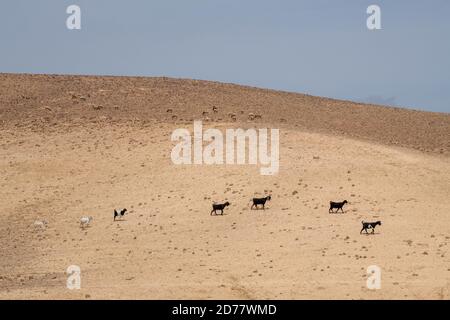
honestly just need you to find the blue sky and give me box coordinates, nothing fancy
[0,0,449,112]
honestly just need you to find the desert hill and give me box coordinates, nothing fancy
[1,73,449,155]
[0,73,449,300]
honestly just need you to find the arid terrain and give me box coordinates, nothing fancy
[0,73,449,299]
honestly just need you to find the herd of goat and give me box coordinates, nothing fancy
[30,195,381,234]
[33,196,381,235]
[210,195,273,215]
[210,197,381,234]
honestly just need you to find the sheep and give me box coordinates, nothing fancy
[251,196,271,210]
[329,200,348,213]
[360,221,382,234]
[80,216,93,228]
[114,208,128,221]
[210,202,230,215]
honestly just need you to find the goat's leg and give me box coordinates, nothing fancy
[360,228,364,234]
[210,209,214,216]
[221,209,224,215]
[340,207,344,213]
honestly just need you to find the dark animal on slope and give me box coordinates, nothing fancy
[360,221,382,234]
[251,196,271,210]
[211,202,230,215]
[329,200,348,213]
[114,208,128,221]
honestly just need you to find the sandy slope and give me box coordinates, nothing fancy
[0,74,449,299]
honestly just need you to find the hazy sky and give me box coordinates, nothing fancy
[0,1,449,112]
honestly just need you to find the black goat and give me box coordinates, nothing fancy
[360,221,382,234]
[114,208,128,221]
[211,202,230,215]
[251,195,271,210]
[329,200,348,213]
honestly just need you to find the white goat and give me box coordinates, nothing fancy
[33,220,48,229]
[80,216,93,228]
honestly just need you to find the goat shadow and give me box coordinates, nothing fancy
[211,213,230,217]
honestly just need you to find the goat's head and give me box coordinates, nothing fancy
[266,195,272,201]
[376,221,382,226]
[343,200,348,204]
[122,208,128,214]
[224,201,230,206]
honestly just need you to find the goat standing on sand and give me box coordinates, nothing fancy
[251,195,271,210]
[80,216,93,228]
[114,208,128,221]
[211,202,230,215]
[33,220,48,230]
[360,221,382,234]
[329,200,348,213]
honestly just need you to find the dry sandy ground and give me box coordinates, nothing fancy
[0,74,449,299]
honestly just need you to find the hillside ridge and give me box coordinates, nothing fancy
[1,73,449,155]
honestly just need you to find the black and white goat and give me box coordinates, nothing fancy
[360,221,382,234]
[114,208,128,221]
